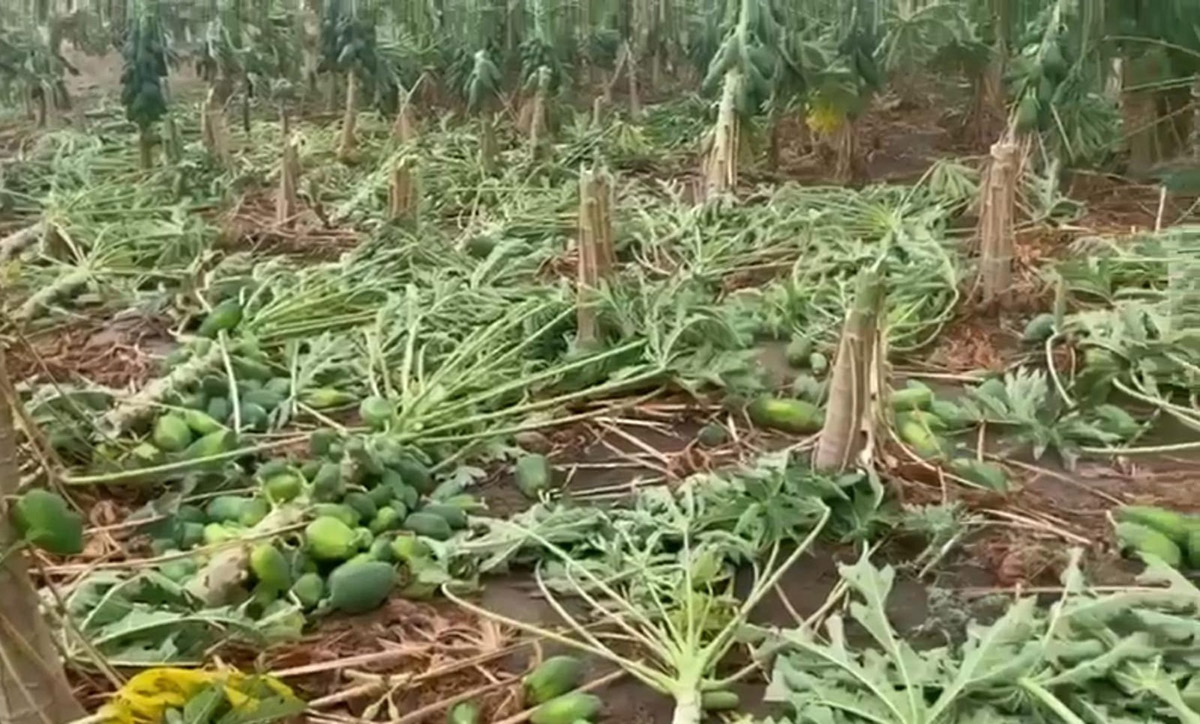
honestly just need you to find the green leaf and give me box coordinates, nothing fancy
[182,684,226,724]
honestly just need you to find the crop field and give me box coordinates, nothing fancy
[2,0,1200,723]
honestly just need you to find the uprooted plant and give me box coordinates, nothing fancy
[444,452,906,724]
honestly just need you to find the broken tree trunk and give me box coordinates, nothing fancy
[337,72,359,162]
[814,270,885,473]
[276,133,301,228]
[392,92,418,144]
[200,87,231,166]
[702,70,741,200]
[0,345,85,724]
[388,155,417,222]
[976,132,1019,306]
[576,166,616,347]
[626,42,642,119]
[480,113,498,173]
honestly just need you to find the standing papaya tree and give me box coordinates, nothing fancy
[120,0,170,170]
[462,49,504,172]
[803,1,880,183]
[699,0,777,198]
[319,0,381,162]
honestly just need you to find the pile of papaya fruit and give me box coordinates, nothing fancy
[746,377,1010,491]
[1115,505,1200,570]
[151,426,479,617]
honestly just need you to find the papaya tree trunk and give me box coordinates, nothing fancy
[337,72,358,162]
[276,133,300,228]
[0,346,85,724]
[480,112,498,173]
[626,42,642,118]
[976,132,1019,306]
[387,156,417,222]
[702,69,741,200]
[136,124,154,169]
[814,270,885,472]
[576,166,615,347]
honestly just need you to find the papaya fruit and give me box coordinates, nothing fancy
[327,560,395,614]
[312,464,344,502]
[291,572,325,609]
[243,388,284,411]
[263,472,304,504]
[153,414,193,452]
[524,656,584,705]
[181,409,223,435]
[529,693,602,724]
[301,388,356,409]
[309,428,338,457]
[205,495,250,523]
[238,497,269,527]
[747,397,824,434]
[1022,313,1056,344]
[369,506,403,534]
[206,397,231,423]
[183,430,236,460]
[366,483,395,508]
[198,298,243,337]
[306,516,358,561]
[1116,506,1195,545]
[344,491,378,522]
[515,454,552,499]
[447,701,480,724]
[891,383,933,411]
[701,690,740,711]
[422,503,468,530]
[313,503,360,527]
[12,489,83,555]
[696,423,727,448]
[1116,522,1182,567]
[393,457,433,494]
[403,512,453,541]
[250,543,292,591]
[360,396,393,429]
[240,402,269,431]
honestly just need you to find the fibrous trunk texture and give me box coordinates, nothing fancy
[338,72,359,162]
[529,88,548,160]
[480,113,498,173]
[832,120,858,184]
[388,156,417,221]
[392,94,417,144]
[626,42,642,118]
[976,134,1018,306]
[575,166,616,346]
[276,133,301,227]
[201,86,231,165]
[0,347,85,724]
[814,270,885,472]
[702,70,741,199]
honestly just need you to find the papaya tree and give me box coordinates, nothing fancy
[318,0,382,162]
[120,0,171,169]
[699,0,778,197]
[462,49,504,171]
[0,345,85,724]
